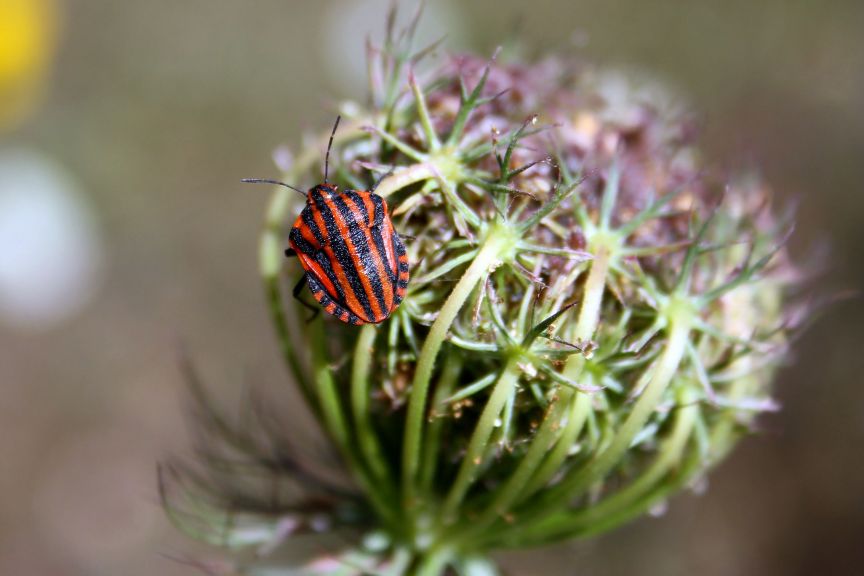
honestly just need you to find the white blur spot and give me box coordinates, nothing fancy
[0,149,103,330]
[321,0,468,93]
[648,500,669,518]
[459,556,499,576]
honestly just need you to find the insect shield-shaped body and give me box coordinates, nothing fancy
[244,116,409,325]
[289,183,409,325]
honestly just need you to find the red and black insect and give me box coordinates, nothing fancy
[243,116,409,325]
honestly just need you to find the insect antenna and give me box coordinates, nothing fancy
[324,115,341,184]
[241,178,307,196]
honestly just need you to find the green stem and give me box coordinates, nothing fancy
[467,245,610,545]
[308,320,395,526]
[420,352,463,494]
[573,244,611,342]
[307,320,349,449]
[466,395,573,534]
[518,385,698,543]
[570,450,701,539]
[352,325,394,493]
[520,390,591,497]
[516,244,612,497]
[539,310,693,507]
[402,226,512,511]
[514,375,758,547]
[441,358,521,523]
[489,302,692,546]
[374,162,436,199]
[406,546,454,576]
[507,447,703,547]
[577,386,698,521]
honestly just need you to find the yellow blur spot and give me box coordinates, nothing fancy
[0,0,58,132]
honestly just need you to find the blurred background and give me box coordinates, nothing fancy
[1,0,862,574]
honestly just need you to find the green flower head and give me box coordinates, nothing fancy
[162,7,806,575]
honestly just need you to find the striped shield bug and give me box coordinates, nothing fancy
[243,116,409,325]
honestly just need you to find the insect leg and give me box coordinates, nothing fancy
[292,273,320,320]
[370,166,396,192]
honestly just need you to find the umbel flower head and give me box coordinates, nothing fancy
[161,8,806,575]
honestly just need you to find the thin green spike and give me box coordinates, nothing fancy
[522,301,579,347]
[444,373,498,404]
[518,242,593,260]
[700,234,788,303]
[409,69,441,151]
[500,115,538,180]
[413,249,478,285]
[446,47,501,146]
[675,193,725,294]
[617,186,688,237]
[539,365,604,392]
[518,177,585,233]
[410,35,447,66]
[485,282,518,346]
[363,124,427,162]
[447,335,501,353]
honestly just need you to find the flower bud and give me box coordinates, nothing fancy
[163,10,805,575]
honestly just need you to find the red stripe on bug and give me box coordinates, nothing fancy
[325,195,385,322]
